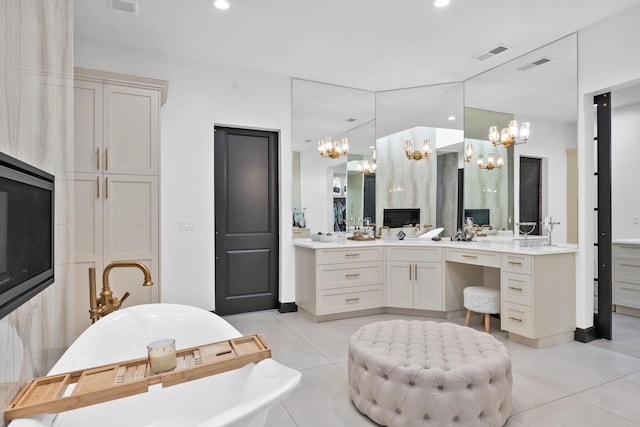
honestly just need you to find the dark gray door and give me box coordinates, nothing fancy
[214,127,279,315]
[519,157,542,235]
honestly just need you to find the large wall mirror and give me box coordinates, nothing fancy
[375,83,464,237]
[464,33,578,241]
[293,33,577,242]
[292,79,375,233]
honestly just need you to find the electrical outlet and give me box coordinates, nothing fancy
[178,220,195,231]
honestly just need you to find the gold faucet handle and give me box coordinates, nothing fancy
[119,291,130,306]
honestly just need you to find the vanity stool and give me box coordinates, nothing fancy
[464,286,501,333]
[349,320,512,427]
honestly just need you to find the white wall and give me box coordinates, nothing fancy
[576,4,640,329]
[299,147,345,233]
[514,116,577,244]
[74,40,294,310]
[612,101,640,240]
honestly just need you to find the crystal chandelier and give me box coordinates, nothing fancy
[357,147,377,174]
[488,120,530,147]
[318,137,349,159]
[477,153,504,170]
[404,139,431,160]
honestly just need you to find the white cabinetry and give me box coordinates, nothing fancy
[386,247,443,311]
[295,246,384,317]
[614,243,640,315]
[500,252,575,346]
[72,68,167,338]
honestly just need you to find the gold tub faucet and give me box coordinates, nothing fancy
[89,261,154,323]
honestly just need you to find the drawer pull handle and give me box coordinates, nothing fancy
[509,261,523,266]
[509,316,523,323]
[462,255,477,259]
[345,253,360,257]
[508,286,523,291]
[345,273,361,278]
[345,297,360,302]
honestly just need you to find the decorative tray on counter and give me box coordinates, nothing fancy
[348,235,377,241]
[5,334,270,421]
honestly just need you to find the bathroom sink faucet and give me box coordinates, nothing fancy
[89,261,154,323]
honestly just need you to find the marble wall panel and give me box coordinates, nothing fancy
[0,1,73,424]
[376,127,437,229]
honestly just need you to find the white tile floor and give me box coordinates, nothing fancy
[222,310,640,427]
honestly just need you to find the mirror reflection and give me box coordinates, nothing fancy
[375,83,464,237]
[292,33,577,243]
[292,79,375,234]
[464,33,578,242]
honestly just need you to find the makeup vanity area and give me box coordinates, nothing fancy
[291,35,581,349]
[294,238,576,348]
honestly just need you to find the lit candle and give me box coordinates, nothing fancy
[147,338,177,374]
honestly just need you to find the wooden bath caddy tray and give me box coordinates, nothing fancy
[5,334,270,422]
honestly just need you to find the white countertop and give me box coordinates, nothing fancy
[613,239,640,245]
[294,235,578,255]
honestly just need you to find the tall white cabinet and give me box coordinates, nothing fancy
[72,68,167,339]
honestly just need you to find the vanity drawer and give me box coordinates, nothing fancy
[317,262,383,290]
[614,280,640,309]
[502,272,532,306]
[502,302,533,338]
[445,248,501,268]
[614,258,640,285]
[502,254,532,274]
[317,247,383,265]
[386,246,442,263]
[317,284,384,315]
[614,244,640,260]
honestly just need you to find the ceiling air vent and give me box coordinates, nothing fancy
[108,0,139,14]
[473,45,510,61]
[517,57,553,71]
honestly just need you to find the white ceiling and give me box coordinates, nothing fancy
[74,0,640,91]
[75,0,640,154]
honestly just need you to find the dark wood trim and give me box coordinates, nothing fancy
[595,93,612,340]
[277,302,298,313]
[574,326,598,343]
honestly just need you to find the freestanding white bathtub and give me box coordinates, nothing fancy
[8,303,301,427]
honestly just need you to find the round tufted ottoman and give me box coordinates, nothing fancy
[348,320,512,427]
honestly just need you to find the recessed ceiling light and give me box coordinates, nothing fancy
[434,0,450,7]
[448,116,456,121]
[214,0,230,10]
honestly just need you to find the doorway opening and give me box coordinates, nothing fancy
[519,156,542,235]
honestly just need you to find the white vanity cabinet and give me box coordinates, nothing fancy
[500,252,576,347]
[295,246,384,317]
[613,242,640,316]
[386,247,443,311]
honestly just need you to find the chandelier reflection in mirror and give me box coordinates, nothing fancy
[357,146,377,174]
[477,153,504,170]
[404,139,431,160]
[464,143,473,163]
[488,120,530,147]
[318,136,349,158]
